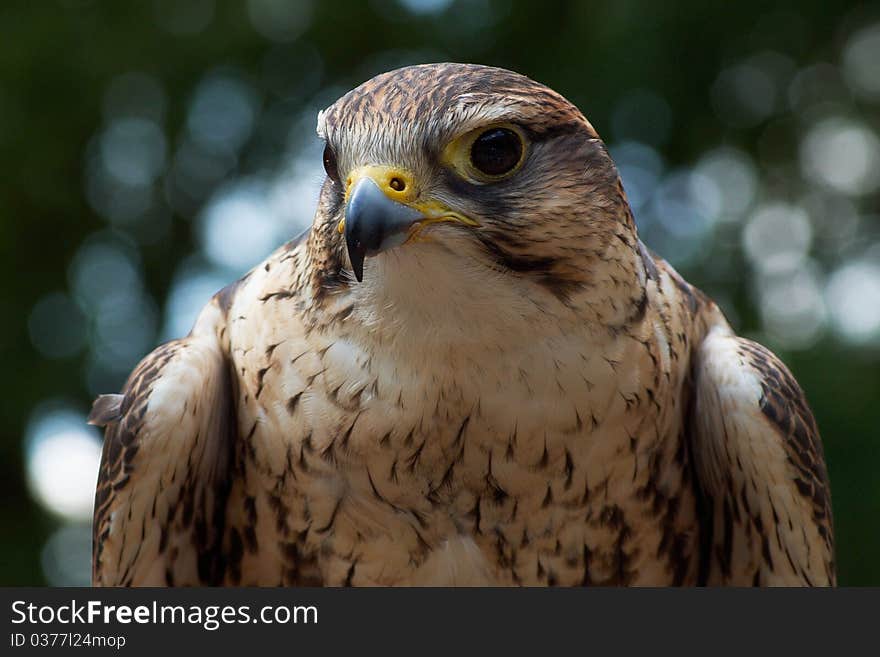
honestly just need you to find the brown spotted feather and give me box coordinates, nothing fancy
[91,63,834,587]
[90,304,237,586]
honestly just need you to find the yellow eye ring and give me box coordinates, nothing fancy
[442,123,528,183]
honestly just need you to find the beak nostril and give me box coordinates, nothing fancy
[389,177,406,192]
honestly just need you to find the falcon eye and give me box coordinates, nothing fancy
[469,128,524,177]
[323,144,339,182]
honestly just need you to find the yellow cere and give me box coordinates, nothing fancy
[337,166,479,241]
[345,165,418,203]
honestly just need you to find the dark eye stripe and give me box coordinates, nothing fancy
[470,128,522,177]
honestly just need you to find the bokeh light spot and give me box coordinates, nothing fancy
[163,260,231,340]
[712,62,776,128]
[199,181,282,271]
[187,73,260,153]
[826,258,880,344]
[743,202,812,274]
[396,0,454,14]
[41,524,93,587]
[694,147,758,219]
[68,238,143,312]
[99,117,167,187]
[247,0,313,43]
[611,141,664,212]
[758,265,827,350]
[25,407,102,522]
[28,292,88,359]
[800,117,880,196]
[842,23,880,101]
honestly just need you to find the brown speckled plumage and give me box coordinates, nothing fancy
[90,63,834,586]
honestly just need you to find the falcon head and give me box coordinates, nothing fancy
[313,63,641,324]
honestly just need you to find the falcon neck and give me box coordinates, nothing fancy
[318,238,649,367]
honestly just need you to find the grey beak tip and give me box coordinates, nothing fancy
[344,223,365,284]
[352,255,364,282]
[344,231,366,283]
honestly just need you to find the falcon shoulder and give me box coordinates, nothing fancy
[89,299,237,586]
[689,321,835,585]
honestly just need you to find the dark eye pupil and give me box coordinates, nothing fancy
[470,128,522,176]
[323,144,339,181]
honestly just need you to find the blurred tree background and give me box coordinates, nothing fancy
[1,0,878,585]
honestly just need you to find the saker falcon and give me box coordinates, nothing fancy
[90,63,835,586]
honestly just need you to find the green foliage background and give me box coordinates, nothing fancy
[0,0,877,585]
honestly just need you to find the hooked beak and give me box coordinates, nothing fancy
[343,176,423,282]
[339,166,478,282]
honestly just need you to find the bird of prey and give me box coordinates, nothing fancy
[89,63,834,586]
